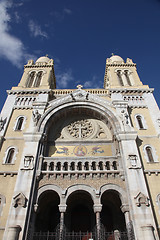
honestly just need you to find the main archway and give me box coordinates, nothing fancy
[65,190,95,232]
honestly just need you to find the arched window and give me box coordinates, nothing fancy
[26,71,36,87]
[15,117,24,131]
[117,70,124,86]
[124,70,131,86]
[136,115,144,129]
[33,71,43,87]
[5,148,15,164]
[146,146,154,163]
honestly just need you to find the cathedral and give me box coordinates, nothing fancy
[0,55,160,240]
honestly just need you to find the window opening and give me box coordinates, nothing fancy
[16,117,24,130]
[124,70,131,86]
[146,147,154,163]
[117,70,124,86]
[6,148,15,164]
[136,116,144,129]
[34,71,43,87]
[26,72,35,87]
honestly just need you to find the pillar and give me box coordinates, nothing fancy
[121,204,135,240]
[6,225,21,240]
[58,204,67,240]
[121,70,128,86]
[94,204,102,240]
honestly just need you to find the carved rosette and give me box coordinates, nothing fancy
[67,119,93,139]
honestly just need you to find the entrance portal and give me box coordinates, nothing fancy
[66,190,95,232]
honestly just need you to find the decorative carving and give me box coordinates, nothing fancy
[34,203,38,212]
[67,119,93,139]
[128,155,137,167]
[0,117,5,131]
[21,155,34,170]
[70,89,89,101]
[134,192,150,207]
[13,192,27,208]
[121,110,129,126]
[32,110,41,125]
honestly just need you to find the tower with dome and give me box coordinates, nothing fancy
[0,55,160,240]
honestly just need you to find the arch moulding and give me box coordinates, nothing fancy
[37,94,124,134]
[37,184,63,203]
[100,184,128,205]
[65,184,98,204]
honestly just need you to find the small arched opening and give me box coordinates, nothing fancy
[100,190,126,232]
[35,190,60,232]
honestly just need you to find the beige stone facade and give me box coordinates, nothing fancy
[0,55,160,240]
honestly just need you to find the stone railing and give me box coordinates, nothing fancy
[53,89,108,95]
[38,156,123,179]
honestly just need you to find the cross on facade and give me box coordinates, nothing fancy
[78,122,86,138]
[77,84,83,89]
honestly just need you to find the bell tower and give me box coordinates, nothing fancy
[104,55,144,88]
[12,56,56,91]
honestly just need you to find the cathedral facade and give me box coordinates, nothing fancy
[0,55,160,240]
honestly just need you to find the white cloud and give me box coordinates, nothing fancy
[83,75,103,88]
[53,8,72,21]
[56,69,74,88]
[28,20,48,38]
[63,8,72,15]
[0,0,34,67]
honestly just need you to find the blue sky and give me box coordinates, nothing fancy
[0,0,160,110]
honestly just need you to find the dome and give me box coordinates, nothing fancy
[36,56,50,63]
[110,55,124,63]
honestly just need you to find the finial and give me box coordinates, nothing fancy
[77,84,83,89]
[111,53,114,56]
[45,54,48,57]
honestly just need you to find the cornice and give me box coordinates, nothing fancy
[0,171,18,176]
[106,63,136,67]
[109,88,154,94]
[7,89,51,95]
[24,64,54,68]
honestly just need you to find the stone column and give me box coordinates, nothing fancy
[121,204,134,240]
[6,225,21,240]
[59,205,67,239]
[94,204,102,240]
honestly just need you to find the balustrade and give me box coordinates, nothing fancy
[41,157,119,174]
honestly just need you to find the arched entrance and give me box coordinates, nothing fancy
[65,190,95,232]
[35,190,60,232]
[101,190,126,232]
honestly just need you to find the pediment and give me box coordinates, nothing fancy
[48,89,113,110]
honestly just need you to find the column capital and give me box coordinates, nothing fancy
[93,204,102,213]
[58,204,67,213]
[116,131,138,141]
[121,204,129,213]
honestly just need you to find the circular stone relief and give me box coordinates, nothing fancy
[67,119,93,139]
